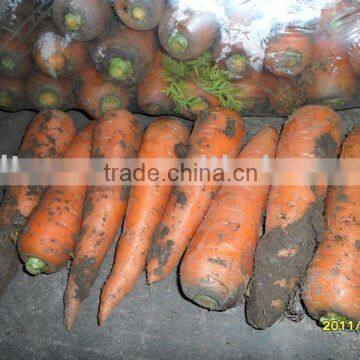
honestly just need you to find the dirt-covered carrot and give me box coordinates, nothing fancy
[302,36,358,108]
[114,0,165,31]
[246,105,342,330]
[90,26,155,85]
[26,71,75,111]
[264,29,313,78]
[147,108,245,284]
[64,109,142,331]
[263,73,305,116]
[77,65,130,119]
[0,76,27,111]
[52,0,112,41]
[180,127,278,311]
[0,110,76,297]
[34,25,88,79]
[0,34,32,78]
[99,117,190,324]
[137,51,173,116]
[18,124,94,275]
[303,127,360,324]
[158,7,219,61]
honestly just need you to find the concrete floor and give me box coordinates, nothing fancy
[0,110,359,360]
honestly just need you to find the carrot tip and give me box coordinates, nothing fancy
[108,57,134,81]
[194,295,219,310]
[64,13,83,31]
[168,31,189,54]
[129,5,148,22]
[1,56,15,71]
[25,257,46,276]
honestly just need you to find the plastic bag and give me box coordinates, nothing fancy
[0,0,360,118]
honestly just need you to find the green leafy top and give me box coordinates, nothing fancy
[161,52,243,114]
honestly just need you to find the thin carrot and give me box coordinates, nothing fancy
[64,109,142,331]
[0,110,76,296]
[246,105,342,329]
[180,127,278,311]
[147,107,245,284]
[18,124,94,275]
[303,127,360,324]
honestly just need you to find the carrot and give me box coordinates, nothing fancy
[137,51,173,116]
[34,25,88,79]
[114,0,165,31]
[147,107,245,284]
[0,76,27,111]
[303,126,360,324]
[180,127,278,311]
[18,124,94,275]
[0,110,76,296]
[90,26,156,85]
[264,29,313,78]
[158,7,219,61]
[77,65,130,119]
[52,0,112,41]
[26,71,75,111]
[263,73,305,116]
[246,105,342,330]
[64,109,142,331]
[0,34,32,78]
[99,117,190,324]
[302,36,358,108]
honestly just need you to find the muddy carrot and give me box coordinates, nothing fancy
[77,65,130,119]
[99,117,190,324]
[90,26,155,85]
[302,36,358,108]
[303,126,360,324]
[114,0,165,31]
[34,25,88,79]
[147,107,245,284]
[18,124,94,275]
[246,105,342,330]
[0,110,76,297]
[264,29,313,78]
[180,127,278,311]
[52,0,112,41]
[64,109,142,331]
[0,76,27,111]
[26,72,75,111]
[158,7,219,61]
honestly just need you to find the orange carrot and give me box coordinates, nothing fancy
[18,124,94,275]
[147,107,245,284]
[64,109,142,331]
[99,117,190,324]
[0,110,76,296]
[246,105,342,329]
[180,127,278,311]
[303,127,360,324]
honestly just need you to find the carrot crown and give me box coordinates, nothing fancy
[0,90,13,108]
[64,12,83,31]
[225,53,249,77]
[322,97,347,108]
[1,55,15,71]
[128,4,149,22]
[39,91,59,109]
[25,257,46,276]
[194,295,219,310]
[100,95,122,114]
[168,30,189,54]
[145,103,162,115]
[271,51,302,73]
[108,57,135,81]
[319,312,351,328]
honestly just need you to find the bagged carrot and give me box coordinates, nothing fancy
[99,117,190,324]
[303,127,360,324]
[0,110,76,297]
[180,127,278,310]
[147,108,245,284]
[64,109,142,331]
[246,105,342,330]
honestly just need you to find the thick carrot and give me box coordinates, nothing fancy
[0,110,76,296]
[0,76,27,111]
[147,108,245,284]
[64,109,142,331]
[77,65,130,119]
[246,105,342,329]
[99,117,190,324]
[264,29,313,78]
[180,127,278,311]
[18,124,94,275]
[303,127,360,324]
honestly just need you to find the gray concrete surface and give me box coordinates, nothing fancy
[0,110,359,360]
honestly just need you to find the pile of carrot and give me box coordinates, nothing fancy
[1,0,360,117]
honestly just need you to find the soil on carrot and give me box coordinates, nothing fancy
[173,188,187,206]
[223,119,237,138]
[315,133,338,158]
[174,142,188,158]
